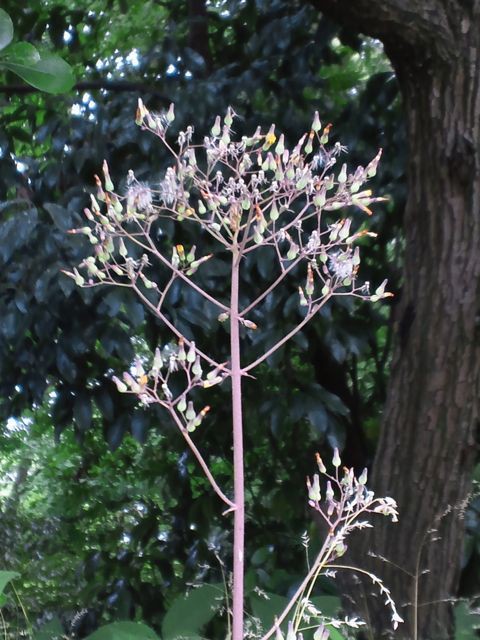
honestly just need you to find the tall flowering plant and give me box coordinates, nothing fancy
[64,102,399,639]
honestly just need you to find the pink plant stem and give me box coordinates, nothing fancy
[230,247,245,640]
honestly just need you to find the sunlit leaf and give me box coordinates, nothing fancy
[0,9,13,51]
[2,51,75,93]
[85,622,159,640]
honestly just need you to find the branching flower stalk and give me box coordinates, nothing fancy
[64,100,395,640]
[260,453,402,640]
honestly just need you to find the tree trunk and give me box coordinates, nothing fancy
[310,2,480,638]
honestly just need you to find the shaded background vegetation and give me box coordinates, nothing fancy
[1,1,478,638]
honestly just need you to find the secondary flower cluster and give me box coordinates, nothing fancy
[111,339,226,433]
[271,452,402,640]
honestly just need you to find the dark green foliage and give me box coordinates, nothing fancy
[0,0,407,634]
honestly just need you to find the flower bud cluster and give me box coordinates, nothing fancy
[64,103,392,316]
[111,339,226,433]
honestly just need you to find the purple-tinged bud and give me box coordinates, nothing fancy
[186,401,195,421]
[177,338,186,362]
[166,103,175,123]
[305,263,314,296]
[275,620,285,640]
[296,174,309,190]
[313,624,329,640]
[211,116,221,137]
[275,134,285,156]
[339,218,351,240]
[326,481,334,502]
[90,194,100,214]
[203,376,222,388]
[270,200,279,221]
[320,123,332,145]
[366,148,382,177]
[313,187,326,208]
[112,376,128,393]
[338,163,347,184]
[332,448,341,467]
[305,132,314,155]
[287,242,299,260]
[312,111,321,133]
[221,125,230,146]
[263,124,276,149]
[94,174,106,201]
[192,356,202,378]
[140,273,156,289]
[123,372,140,393]
[316,453,327,474]
[133,358,145,378]
[286,165,295,180]
[359,468,368,485]
[152,347,163,373]
[118,238,128,258]
[298,287,308,307]
[73,268,85,286]
[187,245,196,263]
[136,98,147,125]
[186,341,196,363]
[286,621,297,640]
[307,474,321,502]
[171,247,180,269]
[162,383,173,401]
[102,160,114,192]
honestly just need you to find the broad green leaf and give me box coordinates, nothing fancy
[455,602,480,640]
[328,628,348,640]
[310,595,341,618]
[250,592,342,636]
[162,583,223,640]
[250,591,289,635]
[85,621,159,640]
[2,52,75,93]
[0,9,13,51]
[33,616,64,640]
[0,42,40,66]
[0,571,19,596]
[44,203,72,232]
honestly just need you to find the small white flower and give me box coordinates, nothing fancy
[160,167,179,205]
[126,182,153,212]
[328,251,355,280]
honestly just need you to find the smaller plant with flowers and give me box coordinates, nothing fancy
[64,100,399,639]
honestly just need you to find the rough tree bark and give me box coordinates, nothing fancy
[310,1,480,638]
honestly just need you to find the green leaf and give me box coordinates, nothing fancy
[33,616,64,640]
[85,622,159,640]
[0,42,40,66]
[162,583,223,640]
[250,591,289,635]
[2,52,75,94]
[455,602,480,640]
[44,202,72,231]
[0,9,13,51]
[310,595,341,618]
[0,571,19,597]
[73,394,92,432]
